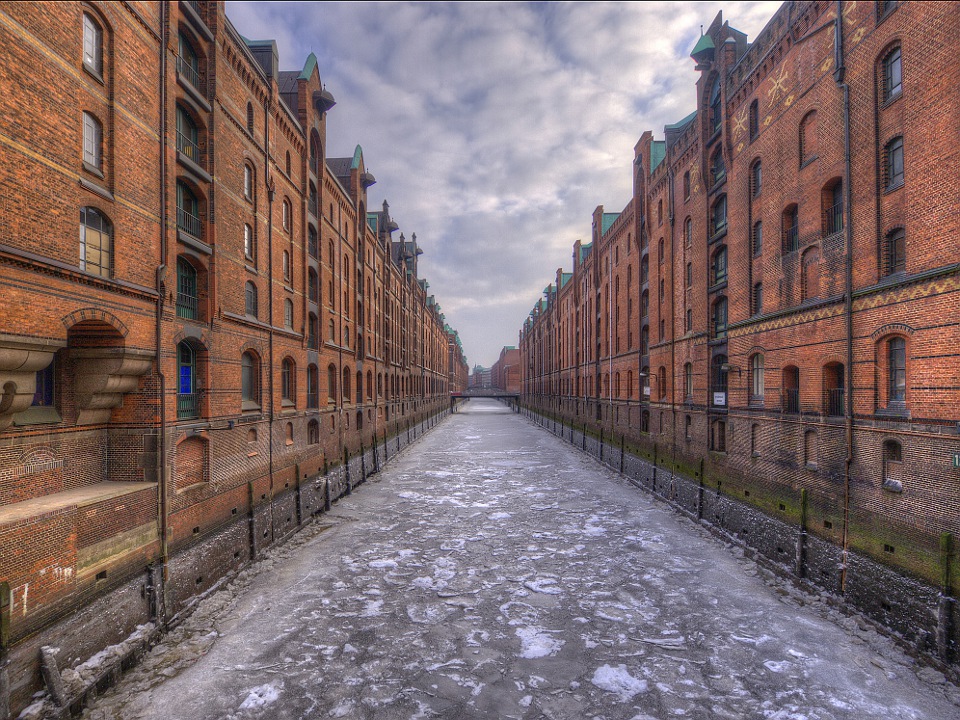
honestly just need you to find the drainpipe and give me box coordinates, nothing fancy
[264,98,275,536]
[667,167,676,463]
[834,0,854,594]
[155,0,169,618]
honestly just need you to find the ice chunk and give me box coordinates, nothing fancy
[590,664,648,701]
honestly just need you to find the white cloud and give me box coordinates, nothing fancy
[226,0,780,366]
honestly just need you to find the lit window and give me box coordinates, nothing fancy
[177,341,198,419]
[882,47,902,102]
[82,14,103,76]
[885,136,904,189]
[82,112,102,170]
[80,207,112,277]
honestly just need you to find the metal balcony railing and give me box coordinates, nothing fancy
[177,206,202,238]
[177,392,199,419]
[177,291,198,320]
[826,388,845,417]
[824,202,844,236]
[177,56,201,92]
[783,389,800,413]
[784,224,799,252]
[177,130,201,164]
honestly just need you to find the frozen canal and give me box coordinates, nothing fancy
[84,399,959,720]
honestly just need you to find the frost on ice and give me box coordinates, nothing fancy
[591,664,648,701]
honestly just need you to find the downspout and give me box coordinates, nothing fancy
[155,0,169,612]
[668,167,676,463]
[264,98,275,531]
[835,0,854,593]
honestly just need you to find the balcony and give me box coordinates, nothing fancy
[783,224,799,253]
[177,130,201,165]
[177,206,202,239]
[177,291,198,320]
[824,202,844,236]
[782,389,800,413]
[177,56,201,93]
[177,392,199,420]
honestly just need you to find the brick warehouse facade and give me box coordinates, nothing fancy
[0,1,467,714]
[520,1,960,662]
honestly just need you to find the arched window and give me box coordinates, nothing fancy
[82,111,102,170]
[801,247,820,301]
[657,199,663,226]
[782,365,800,413]
[640,290,649,319]
[281,357,295,405]
[309,182,318,217]
[83,13,103,76]
[282,198,291,231]
[711,195,727,236]
[327,364,338,405]
[307,312,318,349]
[176,105,200,163]
[888,337,906,404]
[882,46,902,102]
[799,111,818,164]
[711,245,727,285]
[176,257,199,320]
[823,361,845,416]
[308,268,319,302]
[283,298,293,329]
[882,228,905,276]
[246,102,255,134]
[686,262,692,288]
[750,353,765,402]
[356,370,363,403]
[244,223,255,261]
[244,163,254,200]
[285,151,291,176]
[712,296,727,339]
[751,159,762,196]
[748,99,759,141]
[307,419,320,445]
[884,136,904,189]
[367,370,373,400]
[710,147,725,186]
[244,281,258,317]
[177,341,198,419]
[241,352,260,409]
[782,204,799,253]
[709,75,722,133]
[177,32,200,90]
[752,220,763,256]
[640,256,649,283]
[307,364,319,408]
[684,362,693,399]
[342,367,351,402]
[177,180,201,239]
[823,180,843,236]
[80,207,112,277]
[310,132,322,176]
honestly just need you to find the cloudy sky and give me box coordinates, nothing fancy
[227,1,780,368]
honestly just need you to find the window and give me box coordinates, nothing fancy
[753,282,763,315]
[882,46,902,102]
[782,205,799,253]
[750,353,765,402]
[241,352,260,409]
[342,367,352,402]
[657,200,663,226]
[883,228,905,275]
[686,308,692,331]
[804,430,818,468]
[711,195,727,236]
[329,318,335,342]
[641,290,649,319]
[686,262,692,287]
[177,257,199,320]
[308,419,320,445]
[307,364,319,408]
[244,281,258,317]
[711,147,726,186]
[83,13,103,76]
[752,220,762,256]
[751,159,762,196]
[882,439,903,492]
[712,355,728,401]
[177,33,201,90]
[684,362,693,399]
[711,246,727,285]
[282,198,291,231]
[82,112,102,171]
[748,99,759,141]
[710,419,727,452]
[885,136,904,189]
[244,224,255,261]
[244,164,253,200]
[683,172,690,199]
[751,424,759,456]
[177,341,198,419]
[246,102,255,134]
[879,0,897,18]
[282,250,291,281]
[712,296,727,339]
[799,111,818,164]
[327,364,338,405]
[709,76,722,133]
[782,365,800,413]
[177,181,201,238]
[308,268,319,302]
[176,106,200,163]
[31,358,56,409]
[888,337,906,402]
[281,358,295,404]
[80,207,112,277]
[684,218,692,247]
[284,299,293,329]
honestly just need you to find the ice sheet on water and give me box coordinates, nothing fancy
[524,577,562,595]
[488,511,512,520]
[238,681,282,710]
[591,664,648,701]
[515,627,564,658]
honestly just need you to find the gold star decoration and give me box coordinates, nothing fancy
[732,107,747,140]
[767,64,789,104]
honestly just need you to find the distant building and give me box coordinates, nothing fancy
[491,347,520,393]
[470,365,492,389]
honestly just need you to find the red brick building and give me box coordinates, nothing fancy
[522,0,960,618]
[0,2,460,713]
[491,346,521,394]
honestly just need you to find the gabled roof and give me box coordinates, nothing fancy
[650,140,667,172]
[601,212,620,235]
[327,157,352,179]
[578,242,594,263]
[559,272,573,288]
[665,110,697,131]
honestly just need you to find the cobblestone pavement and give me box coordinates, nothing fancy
[81,399,960,720]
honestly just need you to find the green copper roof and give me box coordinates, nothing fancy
[578,242,593,263]
[690,33,715,57]
[650,141,666,172]
[367,213,378,232]
[351,145,363,170]
[665,110,697,131]
[601,213,620,235]
[299,52,318,80]
[560,272,573,288]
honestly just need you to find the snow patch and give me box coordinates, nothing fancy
[515,627,564,658]
[524,577,562,595]
[238,681,282,710]
[488,512,512,520]
[591,664,648,701]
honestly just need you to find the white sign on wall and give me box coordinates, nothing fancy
[713,392,727,406]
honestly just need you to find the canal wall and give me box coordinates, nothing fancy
[5,405,461,719]
[519,404,958,676]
